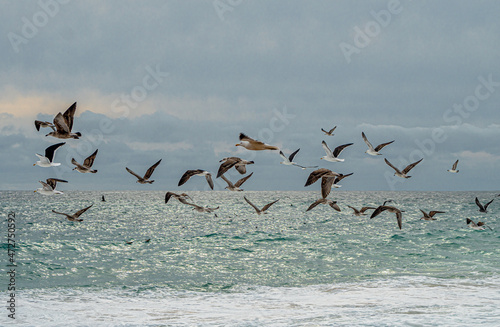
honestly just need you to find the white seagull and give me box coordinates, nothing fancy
[165,191,193,204]
[126,159,162,184]
[45,102,82,139]
[34,178,68,195]
[72,149,98,173]
[361,132,394,156]
[321,141,353,162]
[236,133,279,151]
[447,160,459,173]
[220,173,253,191]
[178,169,214,190]
[244,196,279,215]
[384,158,423,178]
[466,218,492,230]
[279,149,317,169]
[33,142,65,167]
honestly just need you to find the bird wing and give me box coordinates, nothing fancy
[484,199,494,210]
[321,128,329,135]
[83,149,98,167]
[306,199,323,212]
[452,160,459,170]
[332,143,353,158]
[235,164,247,174]
[244,196,261,213]
[45,142,65,162]
[220,174,234,188]
[374,140,395,152]
[39,180,53,191]
[360,207,376,213]
[51,209,69,218]
[328,126,337,134]
[305,168,330,187]
[71,158,86,170]
[144,159,162,179]
[62,102,77,132]
[321,140,333,156]
[279,150,288,162]
[74,204,93,218]
[126,167,143,180]
[402,158,423,174]
[475,197,484,210]
[370,206,388,219]
[361,132,374,150]
[53,112,70,133]
[334,172,353,183]
[205,173,214,190]
[419,209,428,218]
[395,210,402,229]
[384,158,401,174]
[262,199,279,212]
[321,177,335,199]
[429,211,445,217]
[46,178,67,190]
[178,170,198,186]
[34,120,45,131]
[328,201,341,212]
[165,192,175,204]
[235,172,253,187]
[217,158,238,178]
[288,148,300,162]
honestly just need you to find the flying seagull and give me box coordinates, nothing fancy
[279,149,318,169]
[304,168,341,199]
[126,159,162,184]
[419,209,445,220]
[384,158,423,178]
[34,178,68,195]
[178,169,214,190]
[320,141,353,162]
[71,149,98,173]
[217,157,254,178]
[361,132,394,156]
[332,172,353,188]
[33,142,65,167]
[475,197,494,213]
[466,218,492,230]
[165,191,193,204]
[52,204,93,222]
[447,160,459,173]
[236,133,279,151]
[321,126,337,136]
[34,120,55,131]
[45,102,82,139]
[220,172,253,191]
[244,196,279,215]
[346,205,376,216]
[370,205,404,229]
[306,198,341,212]
[185,202,220,216]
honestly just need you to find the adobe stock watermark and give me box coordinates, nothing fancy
[7,0,71,54]
[385,74,500,190]
[51,64,168,180]
[339,0,404,64]
[213,0,244,22]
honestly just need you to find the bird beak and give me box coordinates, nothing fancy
[235,143,240,146]
[33,163,36,166]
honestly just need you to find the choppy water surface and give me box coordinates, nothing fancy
[1,190,499,326]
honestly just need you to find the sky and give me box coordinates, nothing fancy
[1,0,499,192]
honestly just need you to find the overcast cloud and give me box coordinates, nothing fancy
[1,0,499,191]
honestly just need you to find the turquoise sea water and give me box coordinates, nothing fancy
[1,190,499,326]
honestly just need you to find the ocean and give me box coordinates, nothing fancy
[1,190,499,326]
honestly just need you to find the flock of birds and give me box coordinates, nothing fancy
[32,102,497,230]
